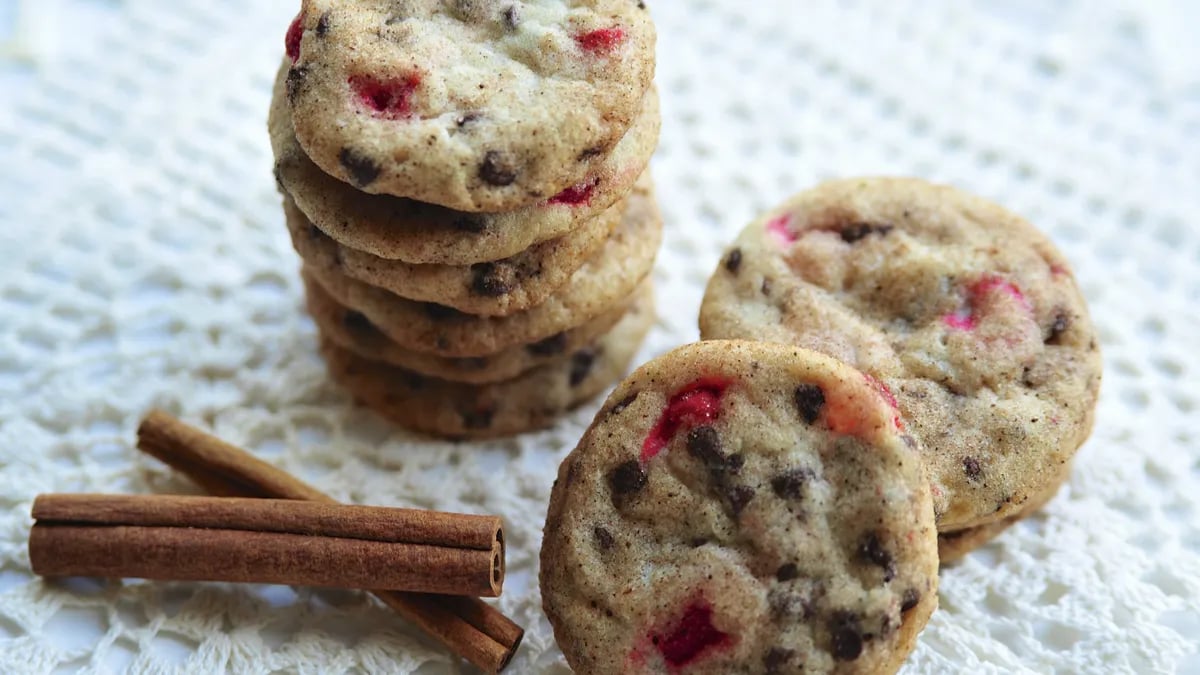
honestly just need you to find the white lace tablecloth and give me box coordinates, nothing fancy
[1,1,1198,673]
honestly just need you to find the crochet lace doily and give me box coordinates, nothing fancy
[1,1,1197,672]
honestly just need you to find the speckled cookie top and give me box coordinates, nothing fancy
[270,61,660,264]
[285,0,656,211]
[699,177,1102,531]
[541,340,938,675]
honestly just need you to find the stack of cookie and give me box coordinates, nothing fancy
[268,2,660,438]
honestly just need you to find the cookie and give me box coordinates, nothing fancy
[540,340,938,674]
[318,290,654,438]
[936,460,1069,565]
[305,271,650,384]
[304,177,662,357]
[270,62,660,265]
[284,191,620,316]
[699,177,1102,532]
[285,1,656,211]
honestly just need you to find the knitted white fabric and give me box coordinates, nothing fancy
[0,1,1197,673]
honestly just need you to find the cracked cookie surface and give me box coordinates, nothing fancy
[699,177,1102,531]
[541,340,938,674]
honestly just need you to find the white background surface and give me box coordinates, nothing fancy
[0,0,1198,673]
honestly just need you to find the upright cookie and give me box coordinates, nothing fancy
[700,177,1102,532]
[305,272,650,384]
[541,340,938,674]
[285,194,620,316]
[285,0,656,211]
[319,289,655,439]
[270,63,660,264]
[304,177,662,357]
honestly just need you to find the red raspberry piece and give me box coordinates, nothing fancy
[766,213,797,246]
[641,378,731,461]
[548,177,599,206]
[575,26,626,53]
[285,13,304,63]
[350,74,422,118]
[942,275,1030,331]
[825,374,903,435]
[652,601,732,668]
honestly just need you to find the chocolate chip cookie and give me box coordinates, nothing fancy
[541,340,938,674]
[319,289,654,438]
[270,62,660,264]
[699,177,1102,532]
[285,0,656,211]
[305,271,650,384]
[304,176,662,357]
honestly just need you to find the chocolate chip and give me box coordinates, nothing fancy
[963,456,982,481]
[726,453,745,472]
[527,332,567,357]
[793,383,825,424]
[685,426,724,468]
[840,222,894,243]
[829,611,864,661]
[453,216,487,233]
[764,647,794,674]
[761,277,773,295]
[422,302,461,319]
[471,262,515,296]
[339,148,381,188]
[315,11,331,36]
[569,349,596,387]
[285,65,309,102]
[901,589,920,613]
[1047,311,1070,344]
[724,248,743,274]
[608,392,638,416]
[775,563,799,581]
[858,533,896,582]
[593,526,614,551]
[608,460,647,496]
[342,309,372,334]
[479,151,517,186]
[456,112,481,127]
[462,407,494,430]
[727,485,755,516]
[772,469,810,499]
[502,5,519,29]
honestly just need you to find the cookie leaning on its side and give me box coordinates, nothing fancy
[699,176,1102,546]
[541,340,939,674]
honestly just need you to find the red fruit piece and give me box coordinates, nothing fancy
[766,213,797,246]
[942,275,1030,331]
[825,374,903,435]
[548,177,599,206]
[285,12,305,63]
[350,74,422,118]
[641,378,731,461]
[575,26,626,53]
[653,601,732,668]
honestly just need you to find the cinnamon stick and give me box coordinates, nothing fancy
[30,494,503,597]
[135,410,524,673]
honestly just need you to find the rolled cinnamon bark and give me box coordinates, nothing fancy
[30,494,503,597]
[134,410,524,673]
